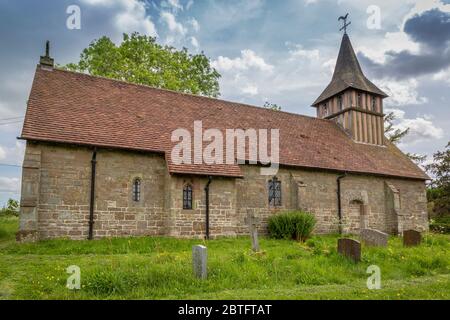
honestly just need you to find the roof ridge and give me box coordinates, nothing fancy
[48,66,329,123]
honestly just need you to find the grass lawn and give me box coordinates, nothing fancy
[0,216,449,300]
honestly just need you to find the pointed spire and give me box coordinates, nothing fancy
[312,34,387,106]
[39,40,54,69]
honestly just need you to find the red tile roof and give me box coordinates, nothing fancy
[21,67,429,180]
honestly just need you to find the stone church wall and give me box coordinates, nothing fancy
[18,142,428,241]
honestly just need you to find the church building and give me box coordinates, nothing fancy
[17,31,429,241]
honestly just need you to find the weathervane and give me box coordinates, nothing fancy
[338,13,351,34]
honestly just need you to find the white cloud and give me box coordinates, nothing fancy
[167,0,183,11]
[288,45,320,60]
[386,108,444,146]
[358,31,420,64]
[0,177,20,194]
[160,11,186,36]
[322,58,336,76]
[0,142,25,166]
[433,67,450,85]
[188,18,200,32]
[186,0,194,10]
[378,79,427,106]
[0,146,5,160]
[212,50,273,72]
[190,37,199,49]
[81,0,158,37]
[241,84,259,96]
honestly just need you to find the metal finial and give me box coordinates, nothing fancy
[338,13,351,34]
[45,41,50,57]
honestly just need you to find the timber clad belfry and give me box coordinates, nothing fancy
[17,34,429,241]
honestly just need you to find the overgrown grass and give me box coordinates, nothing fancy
[0,216,449,300]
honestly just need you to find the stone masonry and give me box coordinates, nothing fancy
[18,141,429,241]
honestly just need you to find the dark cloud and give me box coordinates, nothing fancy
[358,49,450,80]
[404,8,450,49]
[359,8,450,80]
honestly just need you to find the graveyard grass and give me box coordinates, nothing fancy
[0,216,449,300]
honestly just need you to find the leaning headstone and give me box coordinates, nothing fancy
[337,238,361,262]
[403,230,421,247]
[361,229,388,247]
[244,212,260,252]
[192,245,207,279]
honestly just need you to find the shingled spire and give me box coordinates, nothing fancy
[313,33,387,106]
[313,29,388,146]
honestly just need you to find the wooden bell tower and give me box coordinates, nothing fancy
[312,16,388,146]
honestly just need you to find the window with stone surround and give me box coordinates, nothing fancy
[268,177,282,207]
[183,184,193,210]
[132,178,141,202]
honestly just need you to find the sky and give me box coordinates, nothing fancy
[0,0,449,206]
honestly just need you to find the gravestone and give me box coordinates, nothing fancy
[244,212,260,252]
[337,238,361,262]
[192,245,207,279]
[361,229,388,247]
[403,230,421,247]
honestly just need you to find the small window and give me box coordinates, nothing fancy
[323,103,329,117]
[183,184,193,210]
[132,178,141,202]
[357,93,362,107]
[268,177,282,207]
[338,95,343,110]
[372,96,377,111]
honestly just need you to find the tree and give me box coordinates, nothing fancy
[264,102,282,111]
[425,142,450,217]
[384,112,410,144]
[384,111,429,165]
[64,33,221,98]
[0,199,19,217]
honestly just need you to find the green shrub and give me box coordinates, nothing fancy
[268,211,316,242]
[430,217,450,234]
[0,199,19,217]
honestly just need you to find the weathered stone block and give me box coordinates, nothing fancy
[337,238,361,262]
[361,228,388,247]
[403,230,421,247]
[192,245,207,279]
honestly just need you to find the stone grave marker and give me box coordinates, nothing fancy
[192,245,207,279]
[244,212,260,252]
[360,228,388,247]
[337,238,361,262]
[403,230,421,247]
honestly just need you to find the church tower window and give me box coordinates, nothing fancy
[338,95,343,110]
[323,103,329,117]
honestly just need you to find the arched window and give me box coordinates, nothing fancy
[132,178,141,202]
[183,184,193,210]
[268,177,282,207]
